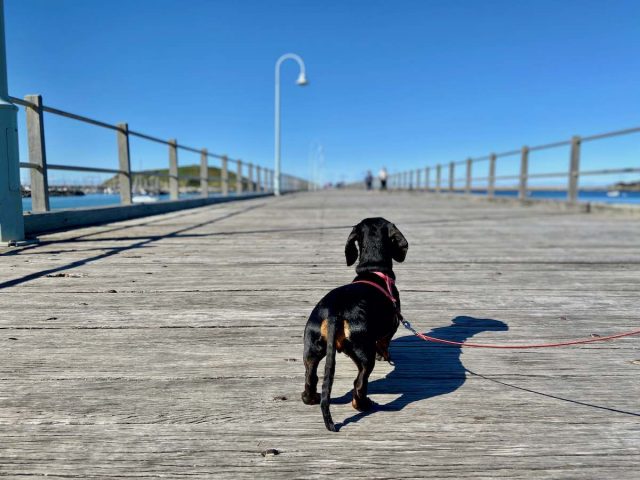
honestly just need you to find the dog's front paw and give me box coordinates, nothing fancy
[301,391,321,405]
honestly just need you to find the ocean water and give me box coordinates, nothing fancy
[492,190,640,204]
[21,192,229,212]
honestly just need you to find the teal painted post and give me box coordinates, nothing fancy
[0,1,25,243]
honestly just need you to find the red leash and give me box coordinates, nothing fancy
[400,318,640,349]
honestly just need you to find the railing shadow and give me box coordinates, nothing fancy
[0,203,265,290]
[331,316,509,430]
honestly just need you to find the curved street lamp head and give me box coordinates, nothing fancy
[296,72,309,86]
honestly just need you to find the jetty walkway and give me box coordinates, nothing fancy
[1,190,639,478]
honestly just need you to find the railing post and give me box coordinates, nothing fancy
[116,123,132,205]
[200,148,208,198]
[236,159,243,194]
[425,167,430,191]
[568,136,581,203]
[449,162,455,191]
[488,153,496,198]
[0,110,22,241]
[25,94,50,211]
[409,170,414,190]
[256,166,262,192]
[519,146,529,201]
[248,163,255,192]
[221,155,229,196]
[416,168,421,191]
[168,139,179,200]
[465,158,472,195]
[436,164,442,193]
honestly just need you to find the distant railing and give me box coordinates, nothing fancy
[11,94,310,212]
[383,125,640,203]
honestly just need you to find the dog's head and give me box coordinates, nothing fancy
[345,217,408,275]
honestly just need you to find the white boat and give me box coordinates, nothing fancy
[132,194,160,203]
[606,190,620,198]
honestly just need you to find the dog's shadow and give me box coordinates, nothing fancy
[331,316,508,430]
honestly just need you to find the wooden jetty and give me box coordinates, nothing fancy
[1,190,639,478]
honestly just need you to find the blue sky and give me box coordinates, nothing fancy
[6,0,640,186]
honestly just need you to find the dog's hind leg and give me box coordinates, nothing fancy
[376,333,393,362]
[301,339,325,405]
[349,346,376,412]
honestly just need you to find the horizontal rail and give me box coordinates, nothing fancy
[48,163,125,175]
[42,105,121,131]
[19,161,42,171]
[525,171,568,179]
[582,126,640,142]
[579,167,640,177]
[21,160,124,176]
[493,174,520,180]
[528,140,572,152]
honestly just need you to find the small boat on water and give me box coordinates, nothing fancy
[606,190,620,198]
[132,194,160,203]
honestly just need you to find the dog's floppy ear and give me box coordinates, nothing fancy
[345,226,359,266]
[388,223,408,262]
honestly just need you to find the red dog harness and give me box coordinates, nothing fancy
[353,271,397,306]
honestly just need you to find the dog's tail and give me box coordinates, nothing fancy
[321,315,338,432]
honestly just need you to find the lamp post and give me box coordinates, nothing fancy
[274,53,308,196]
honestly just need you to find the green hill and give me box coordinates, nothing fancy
[103,164,251,191]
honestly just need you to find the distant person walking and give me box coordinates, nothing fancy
[365,170,373,190]
[378,167,388,191]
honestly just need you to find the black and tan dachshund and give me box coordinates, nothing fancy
[301,217,408,431]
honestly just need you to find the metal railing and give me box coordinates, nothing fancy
[12,94,310,212]
[386,125,640,203]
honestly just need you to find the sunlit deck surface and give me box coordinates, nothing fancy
[1,190,639,478]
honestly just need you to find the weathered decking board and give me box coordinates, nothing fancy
[1,191,639,479]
